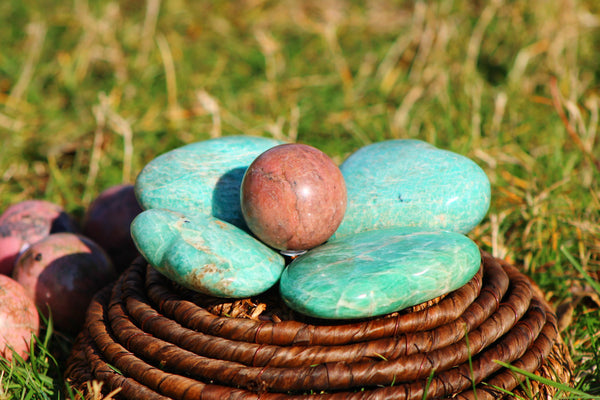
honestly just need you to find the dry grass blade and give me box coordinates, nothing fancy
[195,91,222,139]
[0,371,8,400]
[6,22,46,109]
[549,76,600,172]
[156,33,181,122]
[136,0,161,69]
[75,380,121,400]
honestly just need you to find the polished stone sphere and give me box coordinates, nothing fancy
[241,144,347,252]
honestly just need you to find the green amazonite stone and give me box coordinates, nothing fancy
[333,139,491,238]
[135,136,284,230]
[279,227,481,319]
[131,209,285,298]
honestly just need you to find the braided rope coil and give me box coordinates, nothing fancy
[65,252,573,399]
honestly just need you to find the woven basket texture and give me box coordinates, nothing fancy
[65,252,574,399]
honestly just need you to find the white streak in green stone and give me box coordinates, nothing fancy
[131,209,285,298]
[333,140,491,238]
[135,136,284,230]
[279,227,481,319]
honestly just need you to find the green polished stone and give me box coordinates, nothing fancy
[333,139,491,238]
[135,136,284,230]
[279,227,481,319]
[131,209,285,298]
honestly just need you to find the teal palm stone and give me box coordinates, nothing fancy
[333,139,490,238]
[279,227,481,319]
[135,135,284,230]
[131,208,285,298]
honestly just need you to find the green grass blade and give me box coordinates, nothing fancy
[494,361,598,399]
[560,246,600,295]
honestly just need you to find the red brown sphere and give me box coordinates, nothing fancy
[241,143,346,251]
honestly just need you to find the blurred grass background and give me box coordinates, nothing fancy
[0,0,599,397]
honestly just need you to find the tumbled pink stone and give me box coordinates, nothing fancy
[241,144,346,251]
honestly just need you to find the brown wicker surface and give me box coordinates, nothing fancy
[65,252,574,399]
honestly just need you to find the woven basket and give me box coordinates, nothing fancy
[65,251,574,399]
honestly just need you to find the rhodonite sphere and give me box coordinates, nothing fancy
[241,144,346,251]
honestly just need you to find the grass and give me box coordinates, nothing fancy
[0,0,599,398]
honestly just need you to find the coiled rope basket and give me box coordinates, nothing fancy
[65,251,574,399]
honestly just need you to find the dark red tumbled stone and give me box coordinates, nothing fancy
[241,143,347,251]
[83,184,143,271]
